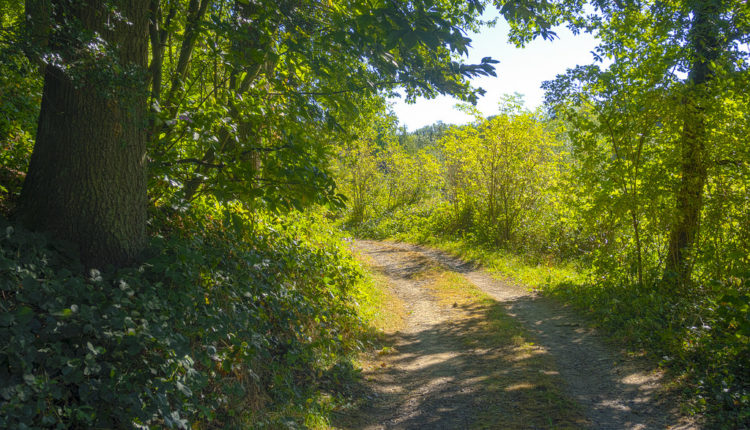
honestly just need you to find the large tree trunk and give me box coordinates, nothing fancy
[18,0,150,268]
[664,0,720,284]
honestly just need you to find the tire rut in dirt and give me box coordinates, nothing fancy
[351,242,478,429]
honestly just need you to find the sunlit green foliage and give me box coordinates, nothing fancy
[437,98,560,249]
[1,0,747,426]
[337,98,562,252]
[334,104,443,227]
[543,17,750,287]
[336,87,749,424]
[545,63,679,285]
[0,0,512,425]
[143,0,499,212]
[0,8,41,209]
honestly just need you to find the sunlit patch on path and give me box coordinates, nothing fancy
[335,240,696,430]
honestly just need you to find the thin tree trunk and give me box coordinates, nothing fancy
[631,211,643,286]
[664,0,719,284]
[148,2,177,106]
[18,0,150,268]
[632,133,645,286]
[164,0,210,119]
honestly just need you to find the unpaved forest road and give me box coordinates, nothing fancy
[342,240,697,430]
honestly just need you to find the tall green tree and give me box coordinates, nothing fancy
[545,64,676,285]
[13,0,506,267]
[439,100,559,247]
[146,0,500,209]
[18,0,150,267]
[662,0,739,283]
[535,0,749,284]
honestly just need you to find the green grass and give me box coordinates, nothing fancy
[401,234,586,290]
[350,254,408,336]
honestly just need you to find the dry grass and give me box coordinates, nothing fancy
[352,251,409,335]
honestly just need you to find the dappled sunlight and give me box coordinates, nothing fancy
[340,240,696,430]
[509,346,548,362]
[339,241,590,428]
[505,382,535,391]
[621,371,662,386]
[351,317,584,429]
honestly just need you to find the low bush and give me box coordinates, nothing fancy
[342,203,433,241]
[0,204,371,428]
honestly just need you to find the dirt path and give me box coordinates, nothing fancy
[340,240,696,430]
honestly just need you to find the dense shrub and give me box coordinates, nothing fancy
[343,203,433,241]
[0,206,369,428]
[0,47,41,212]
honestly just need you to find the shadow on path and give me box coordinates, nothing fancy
[333,241,695,430]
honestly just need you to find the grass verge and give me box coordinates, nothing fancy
[352,251,408,336]
[326,250,409,429]
[403,235,585,290]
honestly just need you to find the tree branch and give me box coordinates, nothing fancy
[267,80,401,97]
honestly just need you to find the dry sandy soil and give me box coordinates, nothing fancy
[334,240,698,430]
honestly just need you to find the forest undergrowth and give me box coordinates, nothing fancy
[1,1,747,427]
[0,204,385,428]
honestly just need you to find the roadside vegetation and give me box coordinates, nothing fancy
[1,0,496,426]
[1,0,747,428]
[334,93,749,427]
[1,205,387,428]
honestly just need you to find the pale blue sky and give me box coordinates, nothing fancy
[391,12,600,130]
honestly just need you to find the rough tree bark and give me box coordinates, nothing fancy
[18,0,150,268]
[663,0,720,284]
